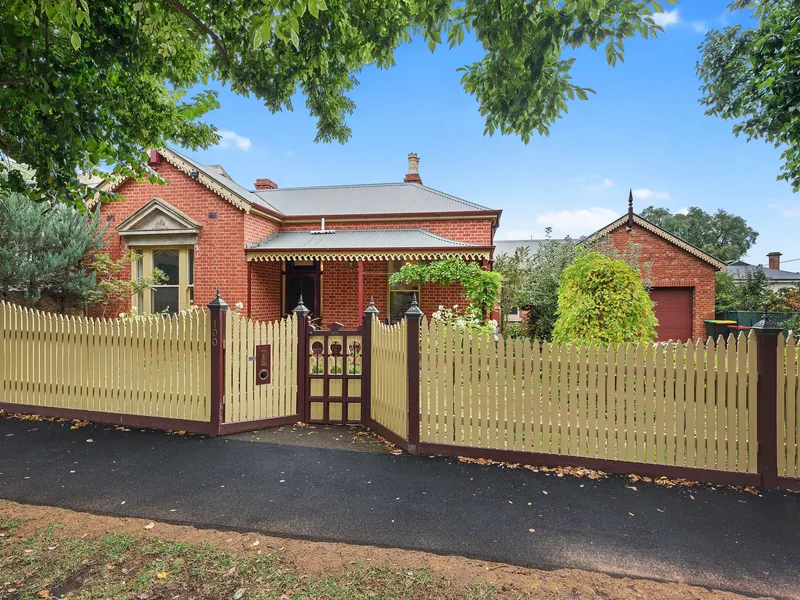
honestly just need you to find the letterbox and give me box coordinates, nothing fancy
[255,344,271,385]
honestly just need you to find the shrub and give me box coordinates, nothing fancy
[552,251,657,345]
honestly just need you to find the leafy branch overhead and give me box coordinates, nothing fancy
[1,0,673,208]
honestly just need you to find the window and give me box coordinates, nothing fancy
[131,247,194,315]
[388,260,420,323]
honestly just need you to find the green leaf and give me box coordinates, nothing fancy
[70,32,81,50]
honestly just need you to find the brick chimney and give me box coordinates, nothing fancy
[254,178,278,190]
[403,153,422,184]
[768,252,782,270]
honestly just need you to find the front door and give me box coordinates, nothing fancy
[285,261,320,318]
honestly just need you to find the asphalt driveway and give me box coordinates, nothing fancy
[0,416,798,599]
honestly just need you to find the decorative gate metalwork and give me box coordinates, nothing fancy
[306,322,365,423]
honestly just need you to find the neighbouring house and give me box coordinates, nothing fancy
[725,253,800,291]
[90,148,501,326]
[495,201,725,341]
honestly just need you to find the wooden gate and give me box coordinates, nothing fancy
[306,322,365,423]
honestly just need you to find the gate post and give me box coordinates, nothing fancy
[361,297,379,427]
[208,289,228,437]
[752,311,783,488]
[405,295,422,454]
[292,296,311,422]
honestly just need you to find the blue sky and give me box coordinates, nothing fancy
[183,1,800,269]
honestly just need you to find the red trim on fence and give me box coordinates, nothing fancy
[754,323,780,488]
[218,415,299,435]
[777,477,800,491]
[0,403,215,436]
[406,312,421,454]
[418,443,763,488]
[370,419,409,453]
[208,294,228,437]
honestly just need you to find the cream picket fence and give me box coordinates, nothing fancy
[371,318,408,438]
[420,316,759,474]
[779,333,799,478]
[224,312,298,422]
[0,301,210,421]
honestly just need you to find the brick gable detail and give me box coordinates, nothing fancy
[607,226,716,340]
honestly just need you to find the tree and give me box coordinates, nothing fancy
[698,1,800,191]
[389,257,501,321]
[735,267,774,311]
[715,271,739,315]
[1,0,673,209]
[640,206,758,261]
[552,250,657,345]
[493,246,533,335]
[0,191,106,310]
[523,236,579,340]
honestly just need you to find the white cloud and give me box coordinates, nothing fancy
[652,9,706,33]
[536,207,619,236]
[633,188,671,201]
[653,9,680,27]
[783,208,800,218]
[677,207,690,215]
[603,178,614,188]
[217,130,252,151]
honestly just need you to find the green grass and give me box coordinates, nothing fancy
[0,520,572,600]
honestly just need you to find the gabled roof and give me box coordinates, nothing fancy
[584,213,727,270]
[493,239,550,257]
[92,147,499,222]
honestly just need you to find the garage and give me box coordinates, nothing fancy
[649,287,693,342]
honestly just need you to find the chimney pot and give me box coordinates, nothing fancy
[404,153,422,184]
[768,252,782,270]
[255,178,278,190]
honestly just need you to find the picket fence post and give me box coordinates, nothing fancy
[751,311,783,488]
[208,289,228,437]
[292,296,311,423]
[361,297,379,427]
[405,295,422,454]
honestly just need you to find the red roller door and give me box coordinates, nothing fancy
[649,287,693,341]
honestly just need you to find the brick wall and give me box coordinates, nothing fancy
[608,226,717,340]
[280,218,494,245]
[249,261,282,321]
[95,161,249,316]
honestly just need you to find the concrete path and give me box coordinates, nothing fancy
[0,416,798,599]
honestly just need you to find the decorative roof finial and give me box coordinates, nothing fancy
[292,294,310,316]
[626,189,634,231]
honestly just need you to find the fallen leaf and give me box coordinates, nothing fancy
[689,495,695,501]
[528,528,535,533]
[222,566,236,578]
[233,589,246,600]
[628,512,635,517]
[251,540,260,547]
[144,522,155,530]
[625,485,638,492]
[542,490,548,495]
[656,508,665,513]
[37,590,50,598]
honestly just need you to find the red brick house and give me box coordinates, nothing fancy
[92,148,500,326]
[495,203,725,341]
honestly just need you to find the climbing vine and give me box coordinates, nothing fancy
[389,257,501,319]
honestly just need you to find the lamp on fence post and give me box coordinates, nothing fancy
[751,309,783,489]
[207,289,229,437]
[292,295,311,422]
[361,297,379,427]
[405,294,423,455]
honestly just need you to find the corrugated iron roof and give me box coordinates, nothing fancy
[725,262,800,282]
[493,239,551,257]
[253,182,493,216]
[249,228,479,250]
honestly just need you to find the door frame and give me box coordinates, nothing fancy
[283,260,321,317]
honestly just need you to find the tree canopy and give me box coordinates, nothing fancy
[2,0,672,208]
[640,205,758,262]
[698,0,800,191]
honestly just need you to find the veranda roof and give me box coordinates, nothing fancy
[246,228,492,262]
